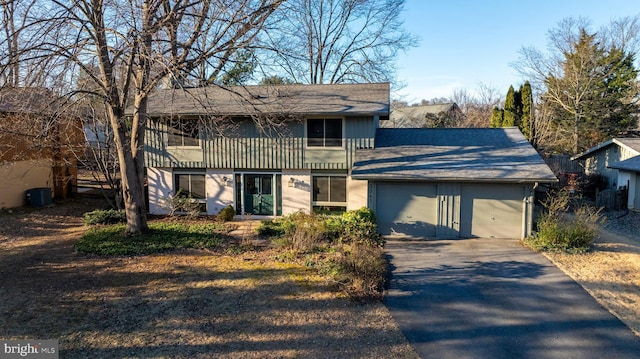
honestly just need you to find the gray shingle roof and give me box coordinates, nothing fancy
[352,127,558,183]
[608,155,640,172]
[141,83,389,117]
[571,137,640,160]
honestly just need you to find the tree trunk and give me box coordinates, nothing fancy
[107,105,148,235]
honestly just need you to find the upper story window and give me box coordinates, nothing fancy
[307,118,342,147]
[167,119,199,147]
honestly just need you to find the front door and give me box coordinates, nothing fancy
[244,174,274,215]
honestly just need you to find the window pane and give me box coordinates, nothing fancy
[329,176,346,202]
[167,119,199,146]
[313,176,329,202]
[190,175,205,199]
[307,119,324,147]
[324,119,342,147]
[175,174,190,196]
[261,176,272,195]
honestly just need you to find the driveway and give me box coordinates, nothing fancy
[384,238,640,359]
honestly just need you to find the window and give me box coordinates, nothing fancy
[313,175,347,205]
[307,118,342,147]
[167,119,199,146]
[174,173,206,212]
[175,173,205,199]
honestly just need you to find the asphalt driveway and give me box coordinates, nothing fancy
[384,238,640,359]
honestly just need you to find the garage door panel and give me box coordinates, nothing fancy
[461,185,523,238]
[376,183,437,237]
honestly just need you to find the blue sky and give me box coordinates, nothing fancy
[394,0,640,103]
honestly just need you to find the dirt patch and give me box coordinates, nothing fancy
[543,210,640,337]
[0,200,417,358]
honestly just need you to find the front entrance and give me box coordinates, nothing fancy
[235,173,281,216]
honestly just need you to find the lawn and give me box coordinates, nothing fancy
[0,199,417,358]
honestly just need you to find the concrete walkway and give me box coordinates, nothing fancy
[384,238,640,359]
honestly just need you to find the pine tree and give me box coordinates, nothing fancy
[519,81,534,141]
[503,85,517,127]
[490,107,504,128]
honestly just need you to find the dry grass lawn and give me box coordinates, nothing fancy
[542,214,640,337]
[0,200,417,358]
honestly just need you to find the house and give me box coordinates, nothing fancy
[144,83,389,217]
[351,127,557,238]
[383,103,464,128]
[572,138,640,210]
[0,88,83,208]
[144,83,556,238]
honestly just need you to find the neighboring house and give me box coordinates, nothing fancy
[572,138,640,210]
[383,103,464,128]
[143,84,556,238]
[352,127,557,238]
[0,88,83,208]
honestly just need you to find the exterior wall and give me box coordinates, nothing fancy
[145,116,376,170]
[347,177,368,210]
[147,167,173,215]
[618,170,639,210]
[281,169,312,215]
[0,159,53,209]
[583,144,639,188]
[206,169,235,216]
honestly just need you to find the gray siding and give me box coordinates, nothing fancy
[145,116,375,169]
[583,144,638,188]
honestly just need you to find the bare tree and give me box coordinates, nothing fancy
[4,0,281,233]
[261,0,417,84]
[450,83,501,128]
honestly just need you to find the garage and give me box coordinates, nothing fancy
[353,128,557,239]
[375,182,437,237]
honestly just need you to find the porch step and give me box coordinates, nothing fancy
[227,219,263,237]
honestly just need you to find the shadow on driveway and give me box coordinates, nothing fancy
[384,238,640,359]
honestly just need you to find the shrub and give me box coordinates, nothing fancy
[83,209,126,225]
[217,205,235,222]
[340,207,384,247]
[327,244,387,300]
[525,188,605,253]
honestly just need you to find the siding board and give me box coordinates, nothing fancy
[145,116,376,170]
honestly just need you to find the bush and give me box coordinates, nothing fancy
[525,188,605,253]
[340,207,384,247]
[327,244,387,300]
[217,205,235,222]
[83,209,126,225]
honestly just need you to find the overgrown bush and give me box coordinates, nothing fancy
[258,208,386,299]
[525,188,605,253]
[83,209,126,225]
[326,244,387,300]
[217,205,235,222]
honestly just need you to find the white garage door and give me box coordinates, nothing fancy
[376,183,437,237]
[460,184,524,238]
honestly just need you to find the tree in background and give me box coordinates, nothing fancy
[520,81,534,143]
[515,17,640,154]
[502,85,517,127]
[490,107,504,128]
[261,0,417,84]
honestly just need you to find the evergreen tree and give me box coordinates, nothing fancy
[503,85,518,127]
[543,29,639,153]
[490,107,504,128]
[519,81,534,141]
